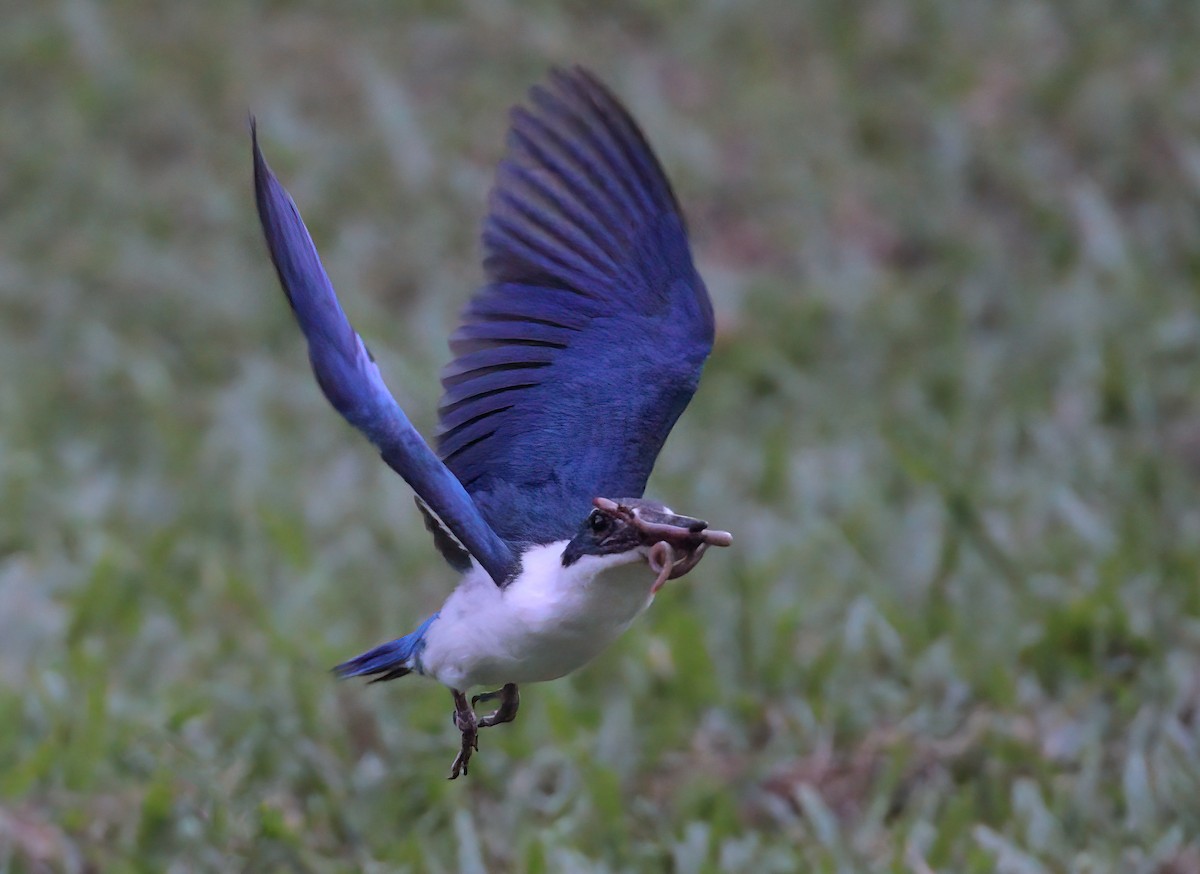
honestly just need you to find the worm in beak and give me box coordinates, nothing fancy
[592,497,733,593]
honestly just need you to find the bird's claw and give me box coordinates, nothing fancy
[471,689,500,708]
[449,739,474,779]
[448,685,520,779]
[448,690,478,780]
[476,684,520,728]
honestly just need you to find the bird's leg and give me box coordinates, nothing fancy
[449,689,477,780]
[473,683,520,728]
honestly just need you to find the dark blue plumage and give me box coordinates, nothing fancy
[438,67,714,545]
[333,613,439,682]
[252,123,518,584]
[253,66,713,576]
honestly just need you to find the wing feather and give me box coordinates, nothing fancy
[252,124,518,584]
[437,68,714,544]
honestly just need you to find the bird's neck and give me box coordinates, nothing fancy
[502,540,652,628]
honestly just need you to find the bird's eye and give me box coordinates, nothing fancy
[589,512,611,535]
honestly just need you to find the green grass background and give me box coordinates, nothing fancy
[4,1,1200,870]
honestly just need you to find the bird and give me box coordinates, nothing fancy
[252,66,731,779]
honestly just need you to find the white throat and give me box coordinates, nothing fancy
[419,540,656,691]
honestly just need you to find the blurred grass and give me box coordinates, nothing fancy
[4,0,1200,870]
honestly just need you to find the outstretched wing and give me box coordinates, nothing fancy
[438,67,714,545]
[252,124,518,585]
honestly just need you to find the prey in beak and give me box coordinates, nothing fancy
[591,497,733,593]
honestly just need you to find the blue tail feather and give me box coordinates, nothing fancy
[334,614,438,683]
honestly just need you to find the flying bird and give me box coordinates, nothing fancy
[252,66,730,778]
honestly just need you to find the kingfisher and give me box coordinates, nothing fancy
[252,66,731,778]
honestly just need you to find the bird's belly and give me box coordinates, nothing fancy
[474,616,632,686]
[421,561,654,690]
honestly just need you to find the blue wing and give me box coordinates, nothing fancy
[438,67,715,545]
[252,123,518,585]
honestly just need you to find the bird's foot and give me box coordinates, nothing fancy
[449,690,477,780]
[473,683,520,728]
[447,684,521,779]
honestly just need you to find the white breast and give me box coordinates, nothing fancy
[419,542,655,691]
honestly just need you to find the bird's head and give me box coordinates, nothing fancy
[561,497,732,592]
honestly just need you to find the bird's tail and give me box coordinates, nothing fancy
[333,614,438,684]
